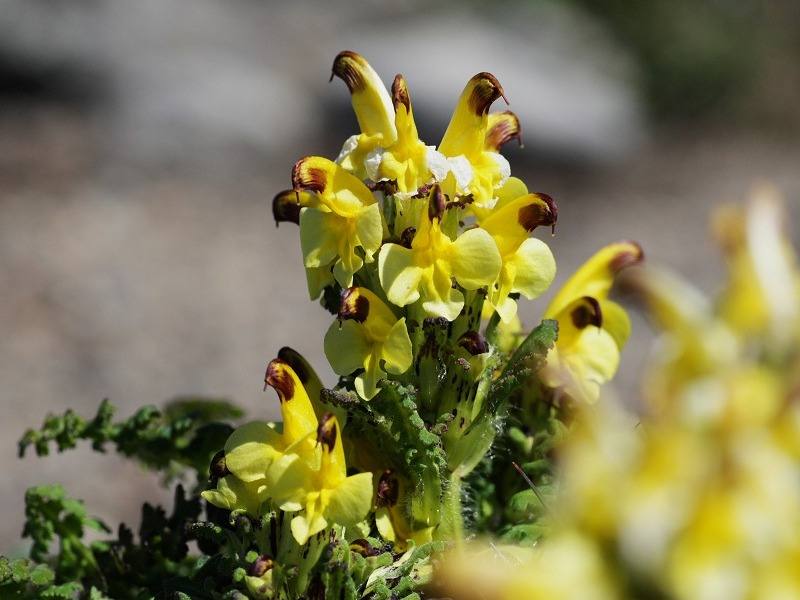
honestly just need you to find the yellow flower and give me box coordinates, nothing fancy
[438,72,512,209]
[623,266,741,412]
[480,190,557,322]
[203,359,373,545]
[431,537,615,600]
[331,51,447,195]
[201,358,320,515]
[539,241,643,403]
[378,186,502,321]
[283,413,373,545]
[292,156,384,293]
[324,287,412,400]
[713,186,800,346]
[330,51,397,180]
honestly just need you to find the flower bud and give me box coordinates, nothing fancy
[458,331,489,356]
[249,554,274,578]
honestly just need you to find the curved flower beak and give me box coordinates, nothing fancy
[485,110,522,152]
[331,51,397,179]
[439,72,507,158]
[371,74,445,195]
[324,287,412,400]
[276,346,329,419]
[331,50,397,144]
[437,72,511,208]
[293,156,384,290]
[272,189,315,226]
[546,240,644,333]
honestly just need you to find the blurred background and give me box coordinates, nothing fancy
[2,0,798,552]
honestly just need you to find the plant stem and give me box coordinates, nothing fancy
[437,475,465,546]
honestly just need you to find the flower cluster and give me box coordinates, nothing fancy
[432,188,800,600]
[203,50,641,596]
[202,357,373,546]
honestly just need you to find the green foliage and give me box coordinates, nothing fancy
[492,319,559,407]
[19,397,241,483]
[3,318,566,598]
[22,485,108,581]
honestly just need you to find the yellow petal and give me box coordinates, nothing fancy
[355,202,384,262]
[299,208,338,269]
[324,319,370,377]
[450,227,502,289]
[331,51,396,144]
[325,472,374,527]
[439,72,507,158]
[381,318,413,374]
[304,264,334,301]
[293,156,375,217]
[511,237,557,299]
[224,421,282,482]
[546,241,644,319]
[290,510,328,546]
[265,359,319,449]
[375,507,396,542]
[355,350,383,400]
[422,286,465,322]
[267,452,314,511]
[378,244,423,307]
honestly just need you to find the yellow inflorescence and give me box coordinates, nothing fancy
[431,187,800,600]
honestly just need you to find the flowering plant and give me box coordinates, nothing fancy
[6,51,795,600]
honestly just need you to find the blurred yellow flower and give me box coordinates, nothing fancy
[539,241,643,403]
